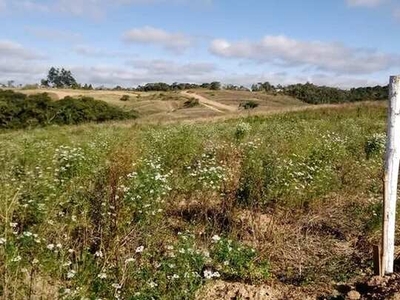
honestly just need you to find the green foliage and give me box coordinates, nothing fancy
[42,67,78,88]
[135,82,224,92]
[239,100,259,110]
[0,89,137,129]
[234,122,251,140]
[365,133,386,159]
[0,104,388,299]
[283,82,388,104]
[211,237,269,281]
[251,82,275,92]
[210,81,221,91]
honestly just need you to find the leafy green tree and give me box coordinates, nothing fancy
[42,67,78,88]
[210,81,221,90]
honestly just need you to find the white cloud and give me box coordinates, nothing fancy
[209,35,400,75]
[221,72,384,89]
[122,26,194,52]
[0,40,46,60]
[0,61,47,84]
[0,0,7,11]
[346,0,386,7]
[0,0,212,17]
[19,0,50,12]
[128,59,216,75]
[0,39,48,84]
[26,27,82,42]
[394,8,400,20]
[73,45,135,58]
[71,62,216,86]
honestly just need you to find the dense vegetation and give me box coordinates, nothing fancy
[0,103,388,299]
[41,67,78,89]
[239,100,259,109]
[282,83,388,104]
[135,81,222,92]
[0,89,137,129]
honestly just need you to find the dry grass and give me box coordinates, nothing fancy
[194,89,306,109]
[16,88,313,123]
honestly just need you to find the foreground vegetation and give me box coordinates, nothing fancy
[0,103,389,299]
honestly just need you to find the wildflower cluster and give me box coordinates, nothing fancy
[365,133,386,159]
[188,152,227,190]
[52,145,86,181]
[122,156,172,221]
[235,122,251,140]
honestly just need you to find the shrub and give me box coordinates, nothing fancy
[183,98,199,108]
[239,101,259,110]
[365,133,386,159]
[234,122,251,140]
[0,89,137,129]
[120,95,130,101]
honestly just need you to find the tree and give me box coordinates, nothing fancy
[41,79,49,87]
[42,67,78,88]
[210,81,221,90]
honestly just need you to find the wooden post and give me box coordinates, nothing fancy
[382,75,400,275]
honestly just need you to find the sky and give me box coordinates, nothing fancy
[0,0,399,88]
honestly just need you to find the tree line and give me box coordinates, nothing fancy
[4,67,389,105]
[281,83,388,104]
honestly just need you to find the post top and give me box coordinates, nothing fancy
[390,76,400,83]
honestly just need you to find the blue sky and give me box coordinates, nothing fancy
[0,0,399,88]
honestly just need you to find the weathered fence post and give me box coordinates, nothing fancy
[382,75,400,275]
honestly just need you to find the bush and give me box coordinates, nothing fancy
[365,133,386,159]
[120,95,130,101]
[183,98,199,108]
[234,122,251,140]
[0,89,137,129]
[239,101,259,110]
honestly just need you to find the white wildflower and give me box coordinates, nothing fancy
[95,250,103,258]
[11,255,22,262]
[148,281,158,288]
[67,270,76,279]
[211,235,221,243]
[112,283,122,289]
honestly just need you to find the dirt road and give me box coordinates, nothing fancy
[181,91,237,113]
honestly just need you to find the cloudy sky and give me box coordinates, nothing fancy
[0,0,399,88]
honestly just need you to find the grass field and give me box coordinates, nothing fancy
[0,101,390,299]
[17,88,308,123]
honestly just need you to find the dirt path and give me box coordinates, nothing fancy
[181,91,237,113]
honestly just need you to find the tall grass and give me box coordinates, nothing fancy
[0,104,388,299]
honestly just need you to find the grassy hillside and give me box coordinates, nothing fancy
[0,102,389,299]
[195,89,305,109]
[17,88,309,123]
